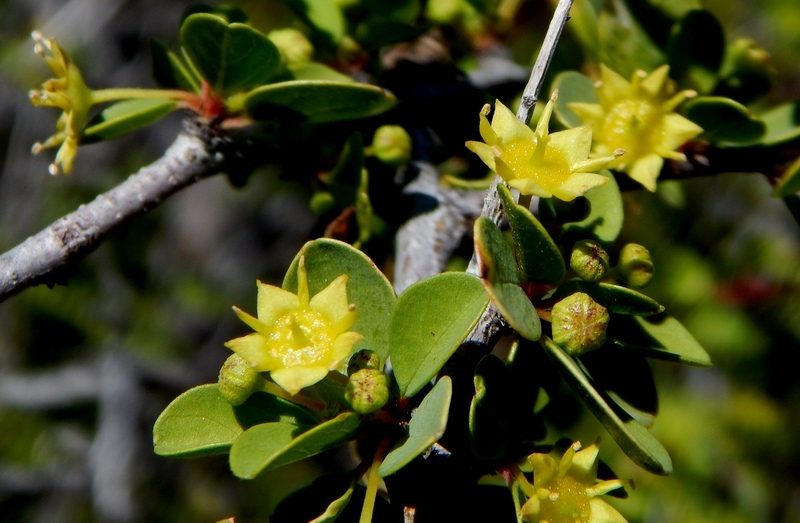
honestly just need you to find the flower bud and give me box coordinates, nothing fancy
[218,354,263,406]
[551,292,609,356]
[570,240,609,282]
[618,243,654,289]
[267,28,314,67]
[426,0,464,24]
[310,191,335,215]
[371,125,412,167]
[347,349,382,376]
[345,369,390,415]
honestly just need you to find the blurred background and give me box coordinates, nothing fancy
[1,0,800,522]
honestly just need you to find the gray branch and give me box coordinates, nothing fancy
[0,120,228,303]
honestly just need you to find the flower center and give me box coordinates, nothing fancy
[502,138,572,188]
[268,309,335,366]
[602,99,661,159]
[538,475,592,523]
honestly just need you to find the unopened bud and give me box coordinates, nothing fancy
[267,28,314,67]
[310,191,335,215]
[371,125,412,167]
[551,292,609,356]
[347,349,382,376]
[570,240,609,282]
[218,354,262,406]
[618,243,654,289]
[345,369,389,415]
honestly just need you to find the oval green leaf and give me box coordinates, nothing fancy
[683,96,766,143]
[667,10,725,93]
[150,39,201,92]
[562,170,623,244]
[552,281,664,316]
[288,62,353,83]
[229,412,361,479]
[752,102,800,146]
[552,71,599,128]
[379,376,452,477]
[474,216,519,285]
[543,338,673,475]
[282,0,345,48]
[390,273,488,398]
[245,80,397,124]
[83,99,178,144]
[498,184,566,283]
[283,239,396,363]
[482,281,541,341]
[180,13,282,95]
[606,313,712,367]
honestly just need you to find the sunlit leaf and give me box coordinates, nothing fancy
[282,0,345,48]
[683,96,766,143]
[482,282,541,341]
[474,216,519,285]
[552,71,599,129]
[83,99,178,144]
[607,313,713,367]
[552,281,664,316]
[562,171,623,244]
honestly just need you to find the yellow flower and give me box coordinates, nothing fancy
[29,31,94,175]
[225,257,363,395]
[466,92,620,201]
[569,65,703,191]
[520,440,629,523]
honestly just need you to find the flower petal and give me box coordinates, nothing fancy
[548,125,594,167]
[270,365,329,395]
[571,440,600,480]
[257,281,299,325]
[626,154,663,191]
[659,113,703,150]
[508,177,552,199]
[569,102,605,124]
[598,64,631,107]
[309,274,356,332]
[225,333,277,372]
[491,99,535,143]
[479,107,498,145]
[588,498,628,523]
[466,141,498,171]
[328,331,364,369]
[233,306,271,335]
[551,173,609,201]
[641,65,670,97]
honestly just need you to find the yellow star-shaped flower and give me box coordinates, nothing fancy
[466,92,620,201]
[225,257,363,395]
[569,64,703,191]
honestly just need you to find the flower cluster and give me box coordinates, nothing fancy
[520,440,629,523]
[29,31,94,175]
[466,92,620,201]
[569,65,703,191]
[225,257,362,395]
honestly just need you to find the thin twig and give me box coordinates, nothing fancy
[0,119,228,303]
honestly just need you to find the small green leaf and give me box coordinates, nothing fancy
[607,313,713,367]
[288,62,353,83]
[474,216,519,285]
[150,39,201,92]
[774,155,800,197]
[498,185,566,283]
[552,281,664,316]
[245,80,397,124]
[379,376,452,477]
[562,170,623,244]
[552,71,599,128]
[181,4,249,24]
[482,282,542,341]
[543,338,673,475]
[283,239,396,363]
[153,385,316,457]
[683,96,766,143]
[229,412,361,479]
[668,10,725,93]
[469,355,514,460]
[82,99,178,144]
[751,102,800,146]
[180,13,282,95]
[282,0,345,48]
[597,2,664,79]
[390,274,488,398]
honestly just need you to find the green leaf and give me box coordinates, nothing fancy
[773,155,800,197]
[282,0,345,48]
[562,170,623,244]
[552,281,664,316]
[229,412,361,479]
[683,96,766,143]
[379,377,452,477]
[390,273,489,398]
[607,313,713,367]
[180,13,282,95]
[469,355,514,460]
[153,385,316,457]
[482,282,542,341]
[751,102,800,146]
[552,71,599,129]
[181,4,249,24]
[597,1,664,79]
[245,80,397,124]
[150,39,201,92]
[474,216,519,285]
[498,184,566,284]
[82,99,178,144]
[543,338,673,475]
[283,239,396,363]
[668,10,725,93]
[288,62,353,83]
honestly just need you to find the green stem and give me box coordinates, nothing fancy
[359,438,390,523]
[260,380,327,412]
[91,87,196,104]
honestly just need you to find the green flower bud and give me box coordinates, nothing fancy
[347,349,382,376]
[618,243,654,289]
[570,240,609,282]
[371,125,412,167]
[267,28,314,67]
[425,0,464,24]
[218,354,263,406]
[551,292,609,356]
[345,369,390,415]
[310,191,335,215]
